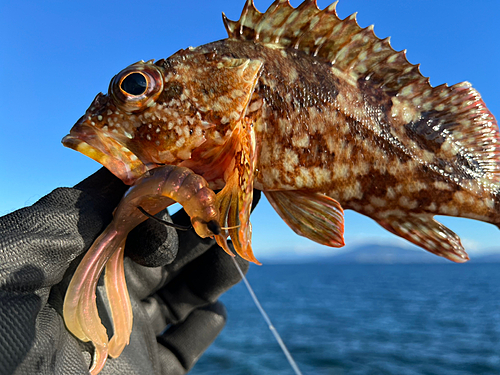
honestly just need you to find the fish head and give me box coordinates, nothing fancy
[62,59,204,185]
[63,53,263,185]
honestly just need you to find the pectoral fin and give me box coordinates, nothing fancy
[265,190,345,247]
[215,173,256,262]
[376,214,469,262]
[215,118,259,264]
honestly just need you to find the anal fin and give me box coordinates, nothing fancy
[265,190,345,248]
[376,214,469,263]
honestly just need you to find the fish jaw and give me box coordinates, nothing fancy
[62,123,152,185]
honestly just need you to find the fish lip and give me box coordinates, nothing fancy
[62,125,150,185]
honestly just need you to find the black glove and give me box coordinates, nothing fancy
[0,167,259,375]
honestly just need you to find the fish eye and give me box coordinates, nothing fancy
[109,62,164,113]
[120,73,147,96]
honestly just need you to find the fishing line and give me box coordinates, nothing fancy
[137,206,192,231]
[231,256,304,375]
[141,207,303,373]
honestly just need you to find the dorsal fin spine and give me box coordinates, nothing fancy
[311,5,341,58]
[223,1,471,101]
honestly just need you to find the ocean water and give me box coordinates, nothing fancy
[190,263,500,375]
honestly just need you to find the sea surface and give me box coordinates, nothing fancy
[190,263,500,375]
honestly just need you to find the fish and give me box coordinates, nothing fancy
[62,0,499,372]
[64,0,499,264]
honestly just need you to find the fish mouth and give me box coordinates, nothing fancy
[62,124,151,185]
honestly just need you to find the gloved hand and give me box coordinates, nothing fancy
[0,167,259,375]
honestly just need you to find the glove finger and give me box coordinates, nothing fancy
[125,208,178,268]
[123,210,219,301]
[124,203,220,271]
[169,241,249,306]
[156,301,227,375]
[0,167,127,290]
[74,167,129,205]
[152,244,248,325]
[165,208,217,273]
[72,167,129,250]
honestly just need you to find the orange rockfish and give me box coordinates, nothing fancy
[63,0,499,264]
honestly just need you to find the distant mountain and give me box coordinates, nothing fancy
[260,244,500,264]
[313,244,450,264]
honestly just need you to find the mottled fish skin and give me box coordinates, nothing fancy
[63,0,499,263]
[193,38,498,261]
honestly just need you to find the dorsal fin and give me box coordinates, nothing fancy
[223,0,500,181]
[222,0,425,89]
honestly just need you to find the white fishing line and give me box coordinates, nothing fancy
[231,256,304,375]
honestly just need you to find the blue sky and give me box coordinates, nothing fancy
[1,0,499,260]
